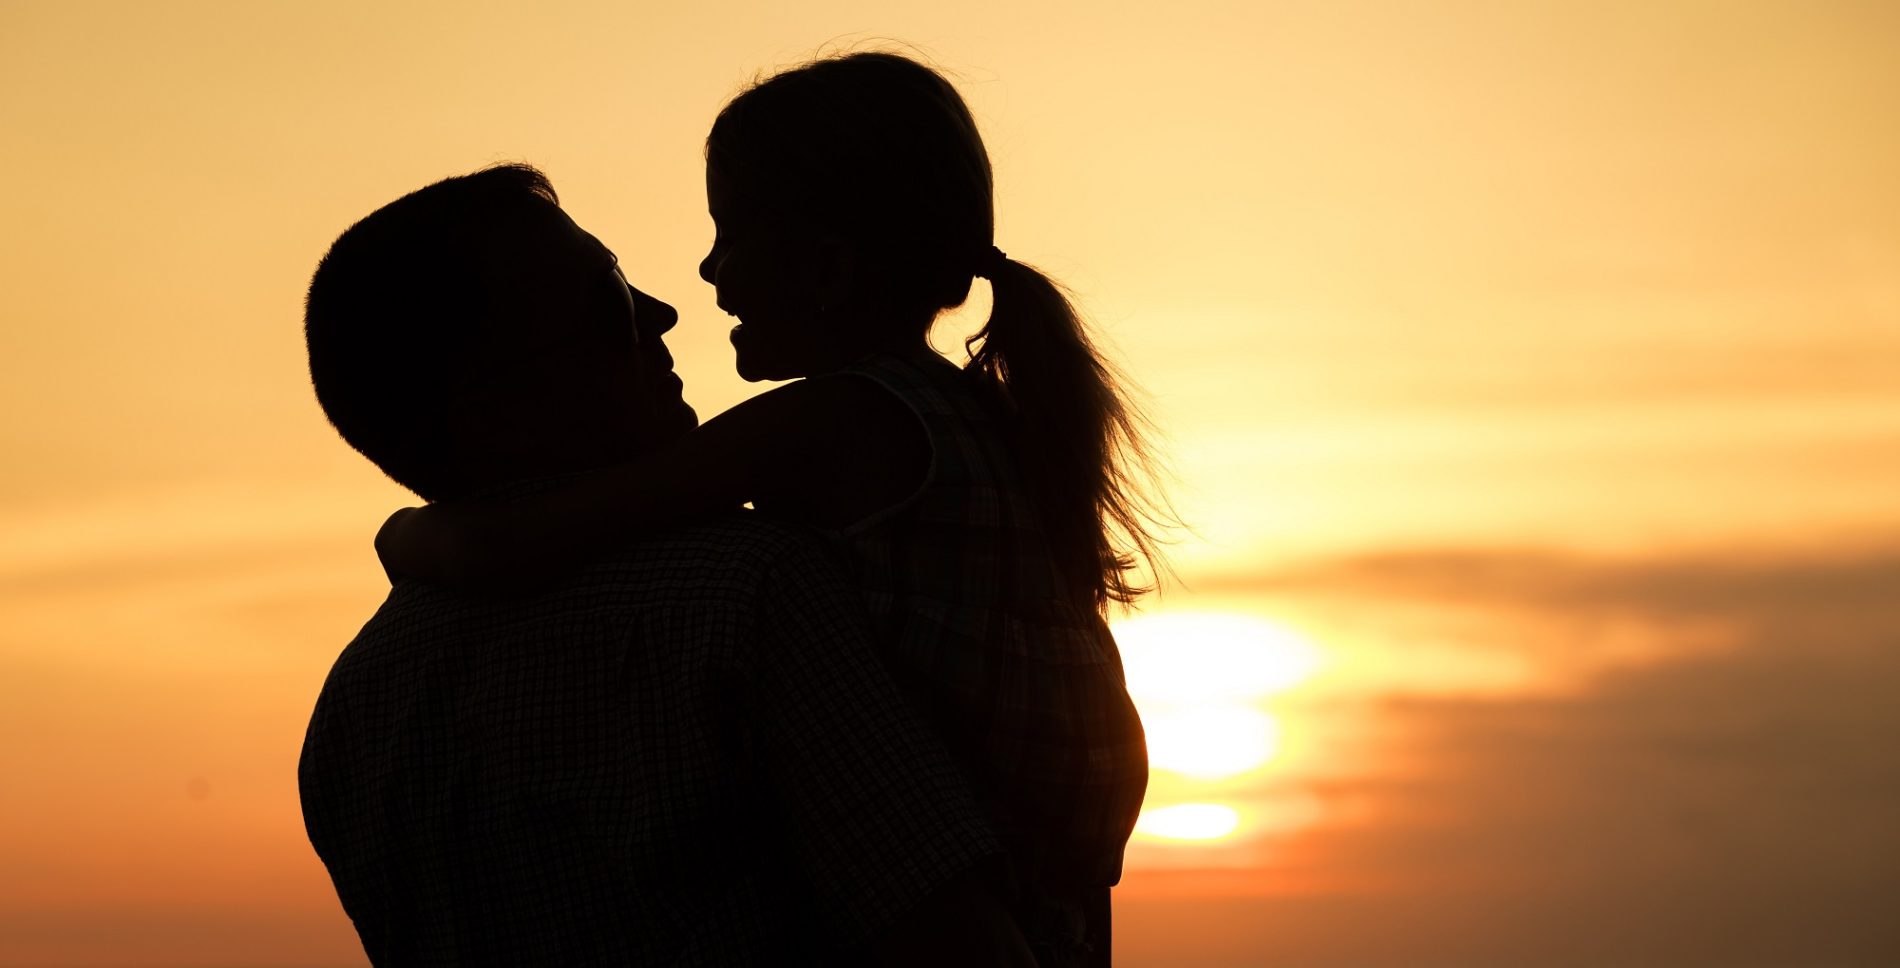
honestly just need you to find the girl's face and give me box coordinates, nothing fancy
[698,165,831,382]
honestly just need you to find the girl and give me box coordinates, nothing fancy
[383,51,1170,966]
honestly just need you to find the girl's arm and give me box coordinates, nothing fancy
[376,372,928,587]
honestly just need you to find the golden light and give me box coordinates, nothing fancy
[1114,613,1323,704]
[1113,612,1322,780]
[1134,803,1242,842]
[1142,704,1280,779]
[1116,613,1327,847]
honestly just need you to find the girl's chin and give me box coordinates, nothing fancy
[729,324,812,382]
[727,322,758,358]
[729,325,776,381]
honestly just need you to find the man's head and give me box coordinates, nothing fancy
[305,164,695,501]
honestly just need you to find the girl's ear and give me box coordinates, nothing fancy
[810,233,857,309]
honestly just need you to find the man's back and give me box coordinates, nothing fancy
[300,513,998,966]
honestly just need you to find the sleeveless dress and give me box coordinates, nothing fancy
[835,348,1148,966]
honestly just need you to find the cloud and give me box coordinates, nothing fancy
[1123,541,1900,967]
[1229,538,1900,622]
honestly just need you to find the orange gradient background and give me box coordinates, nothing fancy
[3,2,1898,965]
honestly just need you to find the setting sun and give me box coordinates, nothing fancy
[1134,804,1241,842]
[1115,613,1323,703]
[1142,704,1280,779]
[1113,612,1322,779]
[1115,613,1326,846]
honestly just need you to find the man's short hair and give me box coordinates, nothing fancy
[305,163,560,501]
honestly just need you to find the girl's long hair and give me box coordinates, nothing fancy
[708,50,1171,609]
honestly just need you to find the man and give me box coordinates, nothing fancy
[298,164,1034,965]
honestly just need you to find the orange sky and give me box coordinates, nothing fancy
[2,2,1897,965]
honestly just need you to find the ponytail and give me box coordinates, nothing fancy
[966,256,1171,610]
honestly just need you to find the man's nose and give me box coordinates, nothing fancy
[630,285,679,335]
[697,250,717,287]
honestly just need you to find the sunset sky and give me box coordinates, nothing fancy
[2,2,1897,966]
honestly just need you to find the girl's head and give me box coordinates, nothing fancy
[700,51,992,380]
[702,50,1171,609]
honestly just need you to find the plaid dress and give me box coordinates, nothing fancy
[837,349,1149,965]
[300,512,1001,966]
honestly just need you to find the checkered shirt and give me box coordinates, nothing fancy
[299,511,1000,967]
[837,351,1149,952]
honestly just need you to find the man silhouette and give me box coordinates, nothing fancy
[298,164,1033,966]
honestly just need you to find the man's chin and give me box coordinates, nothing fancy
[673,403,700,433]
[626,401,698,450]
[653,400,699,442]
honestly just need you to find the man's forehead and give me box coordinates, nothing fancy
[474,202,615,272]
[564,210,619,265]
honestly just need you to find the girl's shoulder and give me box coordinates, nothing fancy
[713,362,930,530]
[836,348,996,423]
[831,350,1035,532]
[837,349,1023,490]
[721,365,930,461]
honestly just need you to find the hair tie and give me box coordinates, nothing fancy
[973,244,1009,279]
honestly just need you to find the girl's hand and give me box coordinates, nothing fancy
[375,503,489,587]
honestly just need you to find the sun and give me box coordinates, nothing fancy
[1112,614,1322,782]
[1134,803,1241,841]
[1113,612,1323,707]
[1143,703,1281,779]
[1112,612,1326,843]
